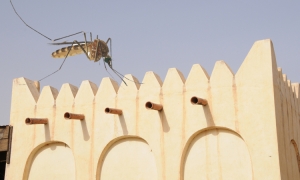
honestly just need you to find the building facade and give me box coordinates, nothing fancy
[5,39,300,179]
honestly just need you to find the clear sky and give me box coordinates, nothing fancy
[0,1,299,125]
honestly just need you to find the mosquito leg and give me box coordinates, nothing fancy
[10,0,52,41]
[83,32,88,53]
[106,38,112,58]
[95,39,101,61]
[10,0,84,42]
[38,41,78,81]
[74,40,91,60]
[39,40,91,81]
[53,31,84,42]
[106,38,111,44]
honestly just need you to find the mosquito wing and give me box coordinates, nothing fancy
[51,43,90,58]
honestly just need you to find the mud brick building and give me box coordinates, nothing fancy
[5,39,300,180]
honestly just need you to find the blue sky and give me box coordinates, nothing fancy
[0,1,299,124]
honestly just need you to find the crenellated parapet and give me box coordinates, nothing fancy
[5,39,300,180]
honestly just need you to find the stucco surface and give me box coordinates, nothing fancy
[100,138,157,180]
[183,129,252,180]
[25,142,75,180]
[5,39,300,180]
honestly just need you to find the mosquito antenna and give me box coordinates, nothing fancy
[10,0,52,41]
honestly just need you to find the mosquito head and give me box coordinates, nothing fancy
[104,55,112,67]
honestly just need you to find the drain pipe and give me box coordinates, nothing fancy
[145,101,163,111]
[105,108,123,115]
[64,112,85,120]
[190,96,208,106]
[25,118,48,125]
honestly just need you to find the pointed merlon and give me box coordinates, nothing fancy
[37,86,58,107]
[56,83,78,106]
[210,60,234,87]
[98,77,119,94]
[185,64,209,90]
[163,68,185,93]
[139,71,162,97]
[236,39,278,86]
[12,77,40,103]
[75,80,98,104]
[142,71,163,87]
[119,74,141,89]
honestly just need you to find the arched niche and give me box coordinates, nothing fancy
[97,136,158,180]
[181,127,252,180]
[23,141,75,180]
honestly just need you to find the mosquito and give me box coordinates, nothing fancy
[10,0,135,85]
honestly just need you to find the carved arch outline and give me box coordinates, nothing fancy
[180,126,252,180]
[22,141,73,180]
[96,135,158,179]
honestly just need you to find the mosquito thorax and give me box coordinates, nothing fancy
[88,39,109,62]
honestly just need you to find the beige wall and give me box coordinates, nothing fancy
[25,142,76,180]
[5,39,300,180]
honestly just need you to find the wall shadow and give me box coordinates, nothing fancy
[204,104,215,126]
[44,124,51,141]
[119,115,128,135]
[160,110,170,132]
[81,120,90,141]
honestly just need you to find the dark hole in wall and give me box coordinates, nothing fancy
[0,151,7,180]
[0,162,5,180]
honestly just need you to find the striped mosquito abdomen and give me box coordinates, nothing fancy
[52,44,88,58]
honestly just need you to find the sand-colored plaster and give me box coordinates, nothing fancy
[99,137,157,180]
[24,142,75,180]
[276,68,289,179]
[5,39,300,180]
[183,128,252,180]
